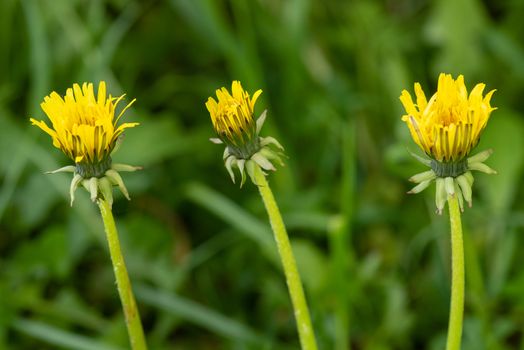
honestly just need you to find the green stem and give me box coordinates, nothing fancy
[97,199,148,350]
[254,166,318,350]
[446,195,465,350]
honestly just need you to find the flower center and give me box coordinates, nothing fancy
[430,158,468,178]
[435,104,459,125]
[76,157,112,178]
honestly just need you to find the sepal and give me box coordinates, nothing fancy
[260,136,284,151]
[225,156,237,183]
[256,110,267,135]
[408,149,432,167]
[212,108,285,187]
[468,162,497,174]
[467,149,493,164]
[407,179,432,194]
[454,181,464,212]
[111,163,142,172]
[260,147,285,167]
[237,159,247,187]
[435,178,447,215]
[69,174,83,206]
[444,177,455,197]
[409,170,436,183]
[246,160,261,186]
[456,174,472,208]
[252,153,276,171]
[98,177,114,208]
[105,169,130,200]
[47,165,76,174]
[87,177,98,202]
[406,149,496,212]
[467,149,497,174]
[60,161,141,206]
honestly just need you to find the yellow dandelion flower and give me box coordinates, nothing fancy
[31,82,141,206]
[206,81,284,186]
[400,73,496,163]
[31,81,138,167]
[400,73,497,213]
[206,81,262,157]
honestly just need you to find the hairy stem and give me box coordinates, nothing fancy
[254,166,318,350]
[98,199,147,350]
[446,195,465,350]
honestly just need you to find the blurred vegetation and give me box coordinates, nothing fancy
[1,0,524,349]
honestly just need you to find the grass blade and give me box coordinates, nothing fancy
[12,318,124,350]
[134,284,267,345]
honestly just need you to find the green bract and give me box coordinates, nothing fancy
[408,149,496,214]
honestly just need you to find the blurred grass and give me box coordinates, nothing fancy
[1,0,524,349]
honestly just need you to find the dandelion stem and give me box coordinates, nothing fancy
[254,166,318,350]
[446,195,465,350]
[98,199,147,350]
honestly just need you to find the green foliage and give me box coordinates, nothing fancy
[1,0,524,349]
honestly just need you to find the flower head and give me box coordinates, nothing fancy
[401,73,496,162]
[31,82,138,167]
[400,74,497,213]
[31,82,141,207]
[206,81,284,186]
[206,81,261,157]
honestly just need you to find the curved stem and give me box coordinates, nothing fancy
[98,199,148,350]
[446,195,465,350]
[254,166,318,350]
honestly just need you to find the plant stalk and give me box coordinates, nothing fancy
[98,199,147,350]
[446,195,465,350]
[254,166,318,350]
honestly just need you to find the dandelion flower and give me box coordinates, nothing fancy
[206,80,284,185]
[205,82,318,348]
[400,73,497,213]
[31,82,141,206]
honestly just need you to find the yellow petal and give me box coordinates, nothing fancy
[414,83,427,112]
[30,118,57,138]
[115,98,136,124]
[97,81,107,106]
[400,73,496,161]
[399,90,418,117]
[231,81,243,100]
[251,89,263,110]
[206,97,218,115]
[469,83,485,103]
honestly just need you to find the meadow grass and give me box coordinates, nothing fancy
[1,0,524,349]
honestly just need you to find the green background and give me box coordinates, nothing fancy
[1,0,524,349]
